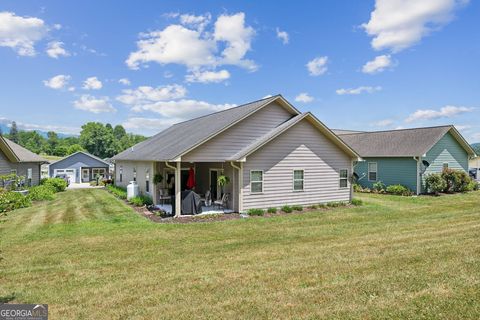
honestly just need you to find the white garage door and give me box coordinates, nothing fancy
[54,169,76,183]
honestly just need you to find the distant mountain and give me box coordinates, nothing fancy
[0,119,75,138]
[472,143,480,155]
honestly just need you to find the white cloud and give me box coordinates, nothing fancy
[126,12,256,73]
[116,84,187,107]
[372,119,394,127]
[73,95,116,113]
[472,132,480,141]
[0,11,48,56]
[405,105,474,123]
[123,117,182,133]
[82,76,103,90]
[455,125,471,131]
[306,56,328,76]
[336,86,382,95]
[276,28,289,44]
[118,78,131,85]
[0,116,80,135]
[294,93,314,103]
[185,69,230,83]
[362,55,393,74]
[362,0,468,52]
[43,74,70,90]
[133,99,236,119]
[46,41,69,58]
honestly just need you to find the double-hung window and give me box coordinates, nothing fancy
[443,163,449,170]
[250,170,263,193]
[368,162,377,181]
[293,170,304,191]
[145,169,150,193]
[339,169,348,188]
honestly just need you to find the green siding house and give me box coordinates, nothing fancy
[335,126,476,194]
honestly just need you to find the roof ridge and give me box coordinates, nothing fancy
[171,95,280,126]
[339,124,453,136]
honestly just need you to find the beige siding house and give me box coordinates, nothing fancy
[112,95,360,216]
[0,135,47,186]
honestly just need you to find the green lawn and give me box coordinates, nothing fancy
[1,189,479,319]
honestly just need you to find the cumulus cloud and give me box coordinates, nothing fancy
[0,11,49,56]
[362,55,393,74]
[372,119,394,127]
[336,86,382,95]
[73,95,115,113]
[306,56,328,76]
[185,69,230,83]
[116,84,187,107]
[133,99,236,119]
[276,28,289,44]
[126,12,256,75]
[294,93,314,103]
[82,77,103,90]
[46,41,69,58]
[363,0,468,52]
[405,105,474,123]
[122,117,183,132]
[118,78,131,85]
[43,74,71,90]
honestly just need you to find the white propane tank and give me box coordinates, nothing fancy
[127,181,139,200]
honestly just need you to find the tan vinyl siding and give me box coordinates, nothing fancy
[183,102,294,162]
[242,119,352,210]
[115,160,154,197]
[0,150,41,185]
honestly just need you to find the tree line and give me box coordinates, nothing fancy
[2,121,146,159]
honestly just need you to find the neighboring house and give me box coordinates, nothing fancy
[0,135,47,186]
[112,95,360,216]
[49,151,110,183]
[469,156,480,181]
[335,126,476,194]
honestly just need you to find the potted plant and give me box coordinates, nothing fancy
[217,175,230,187]
[153,173,163,185]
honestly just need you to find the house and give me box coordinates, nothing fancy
[0,135,47,186]
[335,126,476,194]
[469,156,480,181]
[112,95,360,216]
[49,151,110,183]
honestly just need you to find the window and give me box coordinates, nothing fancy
[10,169,17,175]
[443,163,449,170]
[133,167,137,182]
[339,169,348,188]
[145,169,150,193]
[250,170,263,193]
[27,168,33,187]
[368,162,377,181]
[119,166,123,182]
[92,168,106,178]
[293,170,304,191]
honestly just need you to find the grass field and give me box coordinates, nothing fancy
[1,189,479,319]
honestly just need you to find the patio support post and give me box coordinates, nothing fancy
[175,161,181,218]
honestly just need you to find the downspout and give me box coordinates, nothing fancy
[165,161,176,170]
[230,161,243,213]
[414,156,421,195]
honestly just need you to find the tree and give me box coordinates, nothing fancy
[47,131,59,155]
[9,121,19,143]
[113,125,127,140]
[79,122,116,158]
[67,144,84,155]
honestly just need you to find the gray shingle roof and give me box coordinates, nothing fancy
[1,136,47,162]
[337,125,469,157]
[113,95,287,161]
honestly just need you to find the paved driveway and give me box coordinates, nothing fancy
[68,183,94,189]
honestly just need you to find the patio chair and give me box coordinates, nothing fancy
[214,193,229,212]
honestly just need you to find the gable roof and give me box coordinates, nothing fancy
[50,151,111,167]
[229,112,360,161]
[113,95,301,161]
[337,125,476,157]
[0,136,47,163]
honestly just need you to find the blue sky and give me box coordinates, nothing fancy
[0,0,479,142]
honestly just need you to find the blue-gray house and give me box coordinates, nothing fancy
[335,125,476,194]
[49,151,110,184]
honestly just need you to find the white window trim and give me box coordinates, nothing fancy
[339,168,348,189]
[443,162,449,169]
[250,170,264,194]
[292,169,304,192]
[368,162,377,182]
[10,169,17,175]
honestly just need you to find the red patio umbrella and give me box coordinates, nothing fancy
[186,167,196,189]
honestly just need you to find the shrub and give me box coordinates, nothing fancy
[466,180,479,191]
[292,205,303,211]
[41,178,67,192]
[327,201,348,208]
[372,181,386,193]
[351,198,363,206]
[281,205,293,213]
[247,208,264,216]
[267,207,277,214]
[424,173,446,195]
[441,168,472,193]
[27,185,56,201]
[353,183,363,192]
[129,195,153,207]
[0,190,31,213]
[308,204,318,210]
[318,203,328,209]
[386,184,412,196]
[106,185,127,199]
